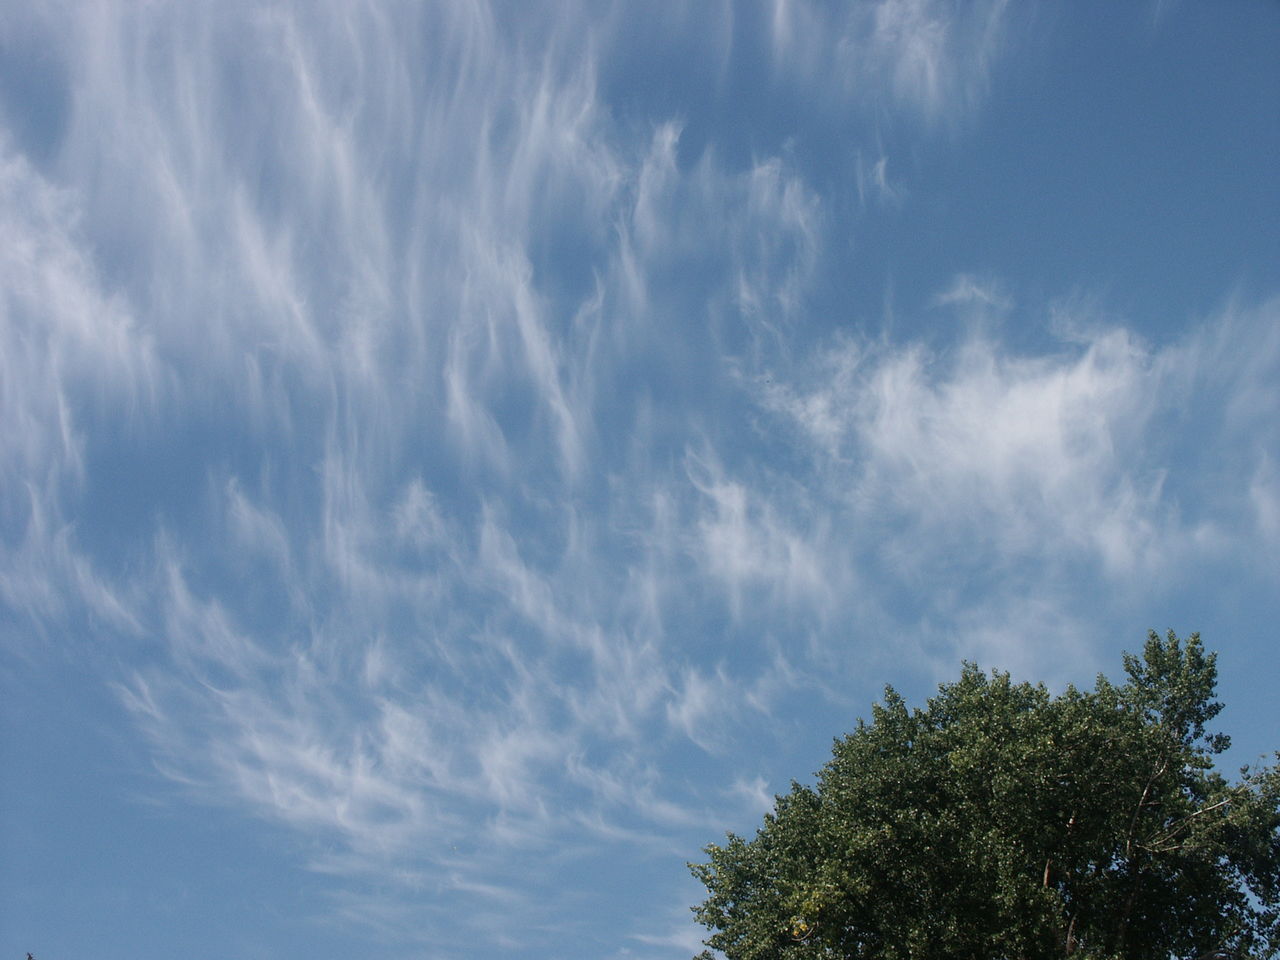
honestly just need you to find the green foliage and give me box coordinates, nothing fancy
[691,632,1280,959]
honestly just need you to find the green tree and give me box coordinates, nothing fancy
[690,632,1280,959]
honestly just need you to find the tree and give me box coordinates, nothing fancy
[690,632,1280,959]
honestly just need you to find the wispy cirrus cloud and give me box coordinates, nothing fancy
[19,5,826,949]
[687,448,837,622]
[769,0,1012,123]
[0,140,151,639]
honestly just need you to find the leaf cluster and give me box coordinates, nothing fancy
[691,632,1280,959]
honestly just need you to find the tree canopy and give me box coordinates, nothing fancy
[690,631,1280,959]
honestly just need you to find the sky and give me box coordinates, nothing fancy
[1,1,1278,958]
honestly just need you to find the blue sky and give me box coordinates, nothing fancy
[2,1,1278,957]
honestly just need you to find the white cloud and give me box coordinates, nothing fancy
[665,663,741,753]
[856,150,903,208]
[621,123,820,355]
[0,143,152,496]
[391,477,445,548]
[1249,456,1280,550]
[749,293,1280,686]
[727,774,776,818]
[43,2,827,918]
[687,451,835,621]
[932,273,1013,312]
[769,0,1012,123]
[0,491,141,637]
[767,324,1164,573]
[866,0,1010,121]
[0,140,151,638]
